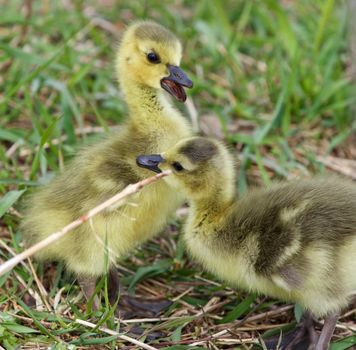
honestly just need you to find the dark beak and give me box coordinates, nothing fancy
[136,154,163,173]
[160,65,193,102]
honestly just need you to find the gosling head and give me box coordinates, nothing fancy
[116,21,193,102]
[136,137,236,201]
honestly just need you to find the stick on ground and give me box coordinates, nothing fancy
[75,318,158,350]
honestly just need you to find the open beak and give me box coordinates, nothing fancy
[136,154,163,173]
[160,65,193,102]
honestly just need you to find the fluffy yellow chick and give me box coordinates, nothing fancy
[137,137,356,350]
[21,21,193,310]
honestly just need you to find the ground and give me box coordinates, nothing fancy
[0,1,355,349]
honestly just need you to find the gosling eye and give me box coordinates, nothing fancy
[147,52,161,64]
[172,162,184,172]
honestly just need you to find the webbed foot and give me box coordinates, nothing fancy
[263,312,318,350]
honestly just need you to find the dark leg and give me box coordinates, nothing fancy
[108,267,121,305]
[264,311,318,350]
[78,276,100,310]
[107,268,172,318]
[283,311,318,350]
[315,313,339,350]
[107,268,165,339]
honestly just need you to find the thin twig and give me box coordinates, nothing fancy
[84,7,120,36]
[171,286,195,302]
[191,336,257,347]
[0,242,47,309]
[0,239,31,274]
[185,97,199,133]
[26,258,52,311]
[75,318,158,350]
[241,304,294,324]
[316,155,356,180]
[0,170,171,276]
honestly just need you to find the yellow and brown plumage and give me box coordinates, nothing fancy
[21,21,193,309]
[137,136,356,350]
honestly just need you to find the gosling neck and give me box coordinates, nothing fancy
[120,77,173,126]
[190,185,236,221]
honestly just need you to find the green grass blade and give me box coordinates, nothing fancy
[0,189,26,217]
[218,293,257,324]
[314,0,336,50]
[330,335,356,350]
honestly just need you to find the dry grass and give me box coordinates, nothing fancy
[0,0,355,349]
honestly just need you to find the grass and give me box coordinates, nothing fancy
[1,0,356,349]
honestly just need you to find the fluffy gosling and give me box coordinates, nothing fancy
[137,136,356,350]
[21,21,193,312]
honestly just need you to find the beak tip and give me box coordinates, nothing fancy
[136,154,163,173]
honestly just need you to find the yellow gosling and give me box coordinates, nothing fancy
[21,21,193,312]
[137,136,356,350]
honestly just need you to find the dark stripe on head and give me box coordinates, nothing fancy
[180,138,218,163]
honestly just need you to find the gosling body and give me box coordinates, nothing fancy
[137,137,356,349]
[22,22,192,289]
[185,178,356,317]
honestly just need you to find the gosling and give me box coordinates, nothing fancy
[21,21,193,311]
[137,136,356,350]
